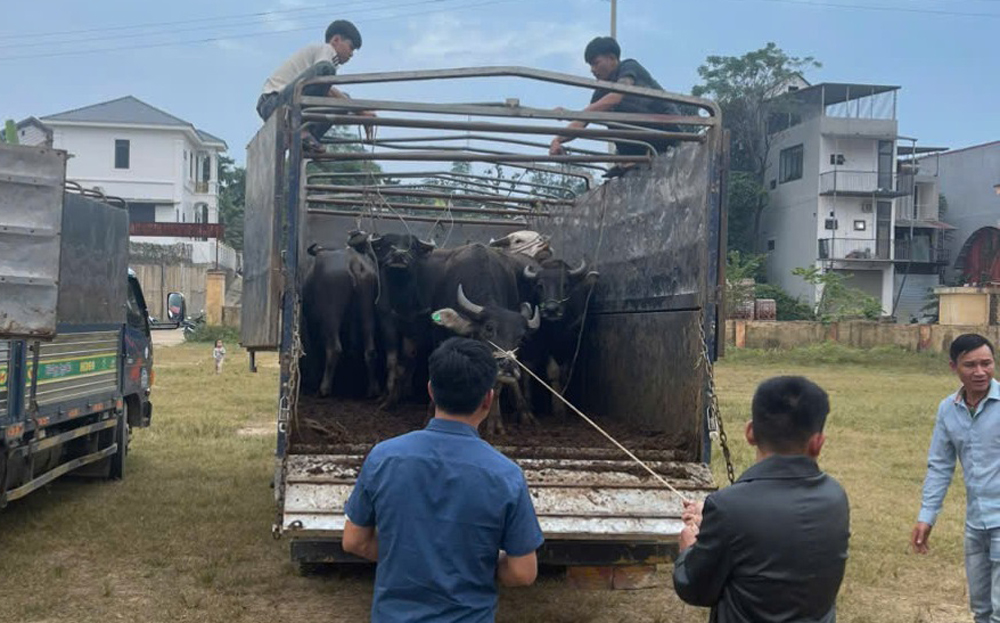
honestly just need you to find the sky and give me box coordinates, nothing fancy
[2,0,997,164]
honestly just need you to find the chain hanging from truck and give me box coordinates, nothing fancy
[698,312,736,485]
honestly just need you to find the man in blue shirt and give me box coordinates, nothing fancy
[342,337,544,623]
[913,333,1000,623]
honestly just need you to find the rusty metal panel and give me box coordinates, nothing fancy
[576,310,704,444]
[0,144,67,338]
[57,193,129,325]
[241,111,286,350]
[548,144,712,314]
[541,144,715,461]
[282,453,711,541]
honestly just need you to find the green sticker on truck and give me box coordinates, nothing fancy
[27,353,118,384]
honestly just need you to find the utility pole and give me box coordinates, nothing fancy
[610,0,617,37]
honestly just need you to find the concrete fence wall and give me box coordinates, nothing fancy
[726,320,1000,355]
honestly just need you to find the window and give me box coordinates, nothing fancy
[767,240,776,251]
[854,220,867,231]
[779,144,803,184]
[114,139,130,169]
[830,154,845,166]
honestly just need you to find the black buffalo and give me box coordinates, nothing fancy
[519,257,599,419]
[425,244,541,433]
[301,242,379,398]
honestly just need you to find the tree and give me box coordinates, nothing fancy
[692,43,820,253]
[725,250,766,318]
[217,155,245,251]
[792,266,882,322]
[3,119,17,145]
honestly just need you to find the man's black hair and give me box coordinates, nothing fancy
[950,333,995,363]
[325,20,362,49]
[428,338,498,416]
[751,376,830,453]
[584,36,620,64]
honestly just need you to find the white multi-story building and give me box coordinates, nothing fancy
[18,96,238,270]
[759,81,948,321]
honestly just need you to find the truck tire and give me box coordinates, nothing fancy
[109,405,129,480]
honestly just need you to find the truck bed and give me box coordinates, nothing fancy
[283,395,713,546]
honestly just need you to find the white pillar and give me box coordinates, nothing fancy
[882,265,895,316]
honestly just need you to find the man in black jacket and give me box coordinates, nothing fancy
[673,376,850,623]
[549,36,681,158]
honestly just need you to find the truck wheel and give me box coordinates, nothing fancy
[109,405,129,480]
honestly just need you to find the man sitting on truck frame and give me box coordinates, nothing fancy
[549,36,682,162]
[342,337,544,623]
[257,19,376,155]
[673,376,850,623]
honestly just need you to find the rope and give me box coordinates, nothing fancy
[488,340,690,503]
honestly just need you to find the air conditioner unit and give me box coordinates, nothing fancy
[861,202,873,213]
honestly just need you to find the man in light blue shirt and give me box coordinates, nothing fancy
[913,333,1000,623]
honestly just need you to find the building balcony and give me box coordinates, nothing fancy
[130,222,224,239]
[894,240,950,265]
[818,237,891,261]
[819,170,908,198]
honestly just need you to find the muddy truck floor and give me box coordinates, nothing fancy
[291,394,693,472]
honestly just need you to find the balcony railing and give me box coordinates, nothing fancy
[194,180,210,194]
[818,237,890,261]
[895,240,950,264]
[819,170,908,197]
[130,222,224,239]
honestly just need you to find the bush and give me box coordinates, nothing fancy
[185,324,241,344]
[754,283,814,320]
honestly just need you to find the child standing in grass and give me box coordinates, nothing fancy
[213,339,226,375]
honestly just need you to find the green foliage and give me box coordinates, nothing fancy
[754,283,814,320]
[217,155,245,252]
[692,43,820,253]
[792,266,882,322]
[727,171,768,254]
[3,119,17,144]
[184,324,240,344]
[725,251,766,317]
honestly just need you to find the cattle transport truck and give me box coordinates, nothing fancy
[0,143,181,504]
[241,67,728,570]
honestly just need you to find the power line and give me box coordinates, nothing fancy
[746,0,1000,18]
[0,0,449,50]
[0,0,399,41]
[0,0,516,62]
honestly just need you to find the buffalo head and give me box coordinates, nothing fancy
[521,258,599,321]
[432,284,540,375]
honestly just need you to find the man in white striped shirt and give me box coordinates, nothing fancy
[257,20,375,155]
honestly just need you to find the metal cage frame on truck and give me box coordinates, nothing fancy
[241,66,728,566]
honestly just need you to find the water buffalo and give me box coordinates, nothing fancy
[301,243,379,398]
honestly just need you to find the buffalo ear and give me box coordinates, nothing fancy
[431,308,475,336]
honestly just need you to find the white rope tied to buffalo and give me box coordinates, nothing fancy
[487,340,690,504]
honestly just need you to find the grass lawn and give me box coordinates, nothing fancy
[0,341,972,622]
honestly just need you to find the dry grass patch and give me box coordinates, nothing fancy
[0,342,973,622]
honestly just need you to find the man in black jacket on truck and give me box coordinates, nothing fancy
[673,376,850,622]
[549,36,682,160]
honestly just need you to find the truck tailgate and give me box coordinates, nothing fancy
[282,447,713,541]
